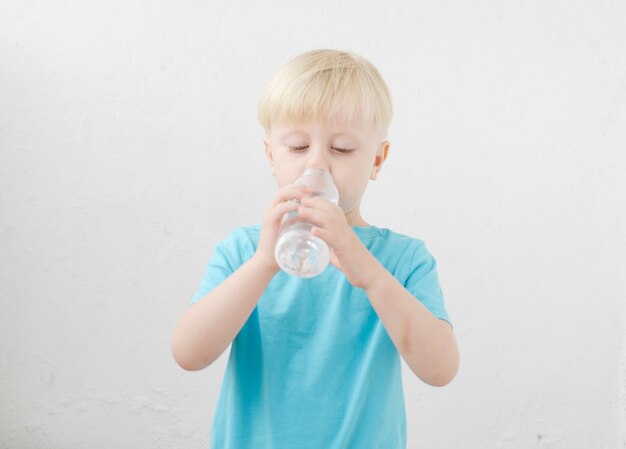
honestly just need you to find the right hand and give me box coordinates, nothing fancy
[254,183,314,273]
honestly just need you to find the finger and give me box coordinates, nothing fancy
[271,184,315,208]
[268,199,301,226]
[311,227,339,266]
[300,195,337,212]
[299,197,342,222]
[298,205,334,231]
[310,223,340,249]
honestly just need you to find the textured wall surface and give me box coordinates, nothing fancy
[1,1,625,448]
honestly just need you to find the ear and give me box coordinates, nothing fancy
[263,136,275,173]
[370,140,390,180]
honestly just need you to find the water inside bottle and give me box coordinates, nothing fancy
[273,168,338,278]
[274,224,330,278]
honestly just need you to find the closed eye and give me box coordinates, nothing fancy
[332,147,355,154]
[288,146,355,154]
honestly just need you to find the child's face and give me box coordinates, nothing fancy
[263,115,389,225]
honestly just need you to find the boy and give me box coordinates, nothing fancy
[172,49,459,448]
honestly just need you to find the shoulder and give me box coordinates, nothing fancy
[381,227,425,246]
[214,224,261,260]
[225,224,261,242]
[370,226,428,255]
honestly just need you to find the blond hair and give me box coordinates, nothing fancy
[258,49,393,135]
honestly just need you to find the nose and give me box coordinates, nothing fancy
[304,145,331,173]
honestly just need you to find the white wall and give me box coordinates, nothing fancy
[1,1,625,448]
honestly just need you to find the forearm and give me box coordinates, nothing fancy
[363,258,459,386]
[172,254,278,371]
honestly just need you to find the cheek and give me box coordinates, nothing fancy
[334,164,370,189]
[335,181,357,203]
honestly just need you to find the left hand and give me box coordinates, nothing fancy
[298,196,382,289]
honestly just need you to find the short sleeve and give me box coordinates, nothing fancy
[404,241,452,327]
[190,228,255,305]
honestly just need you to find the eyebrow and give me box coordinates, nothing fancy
[281,130,359,139]
[282,131,307,138]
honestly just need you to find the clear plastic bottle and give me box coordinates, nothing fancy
[274,168,340,278]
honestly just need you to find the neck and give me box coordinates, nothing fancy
[345,206,370,227]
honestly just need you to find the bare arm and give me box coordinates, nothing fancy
[171,183,313,371]
[171,254,279,371]
[363,258,459,387]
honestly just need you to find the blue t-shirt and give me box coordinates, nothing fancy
[191,224,451,449]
